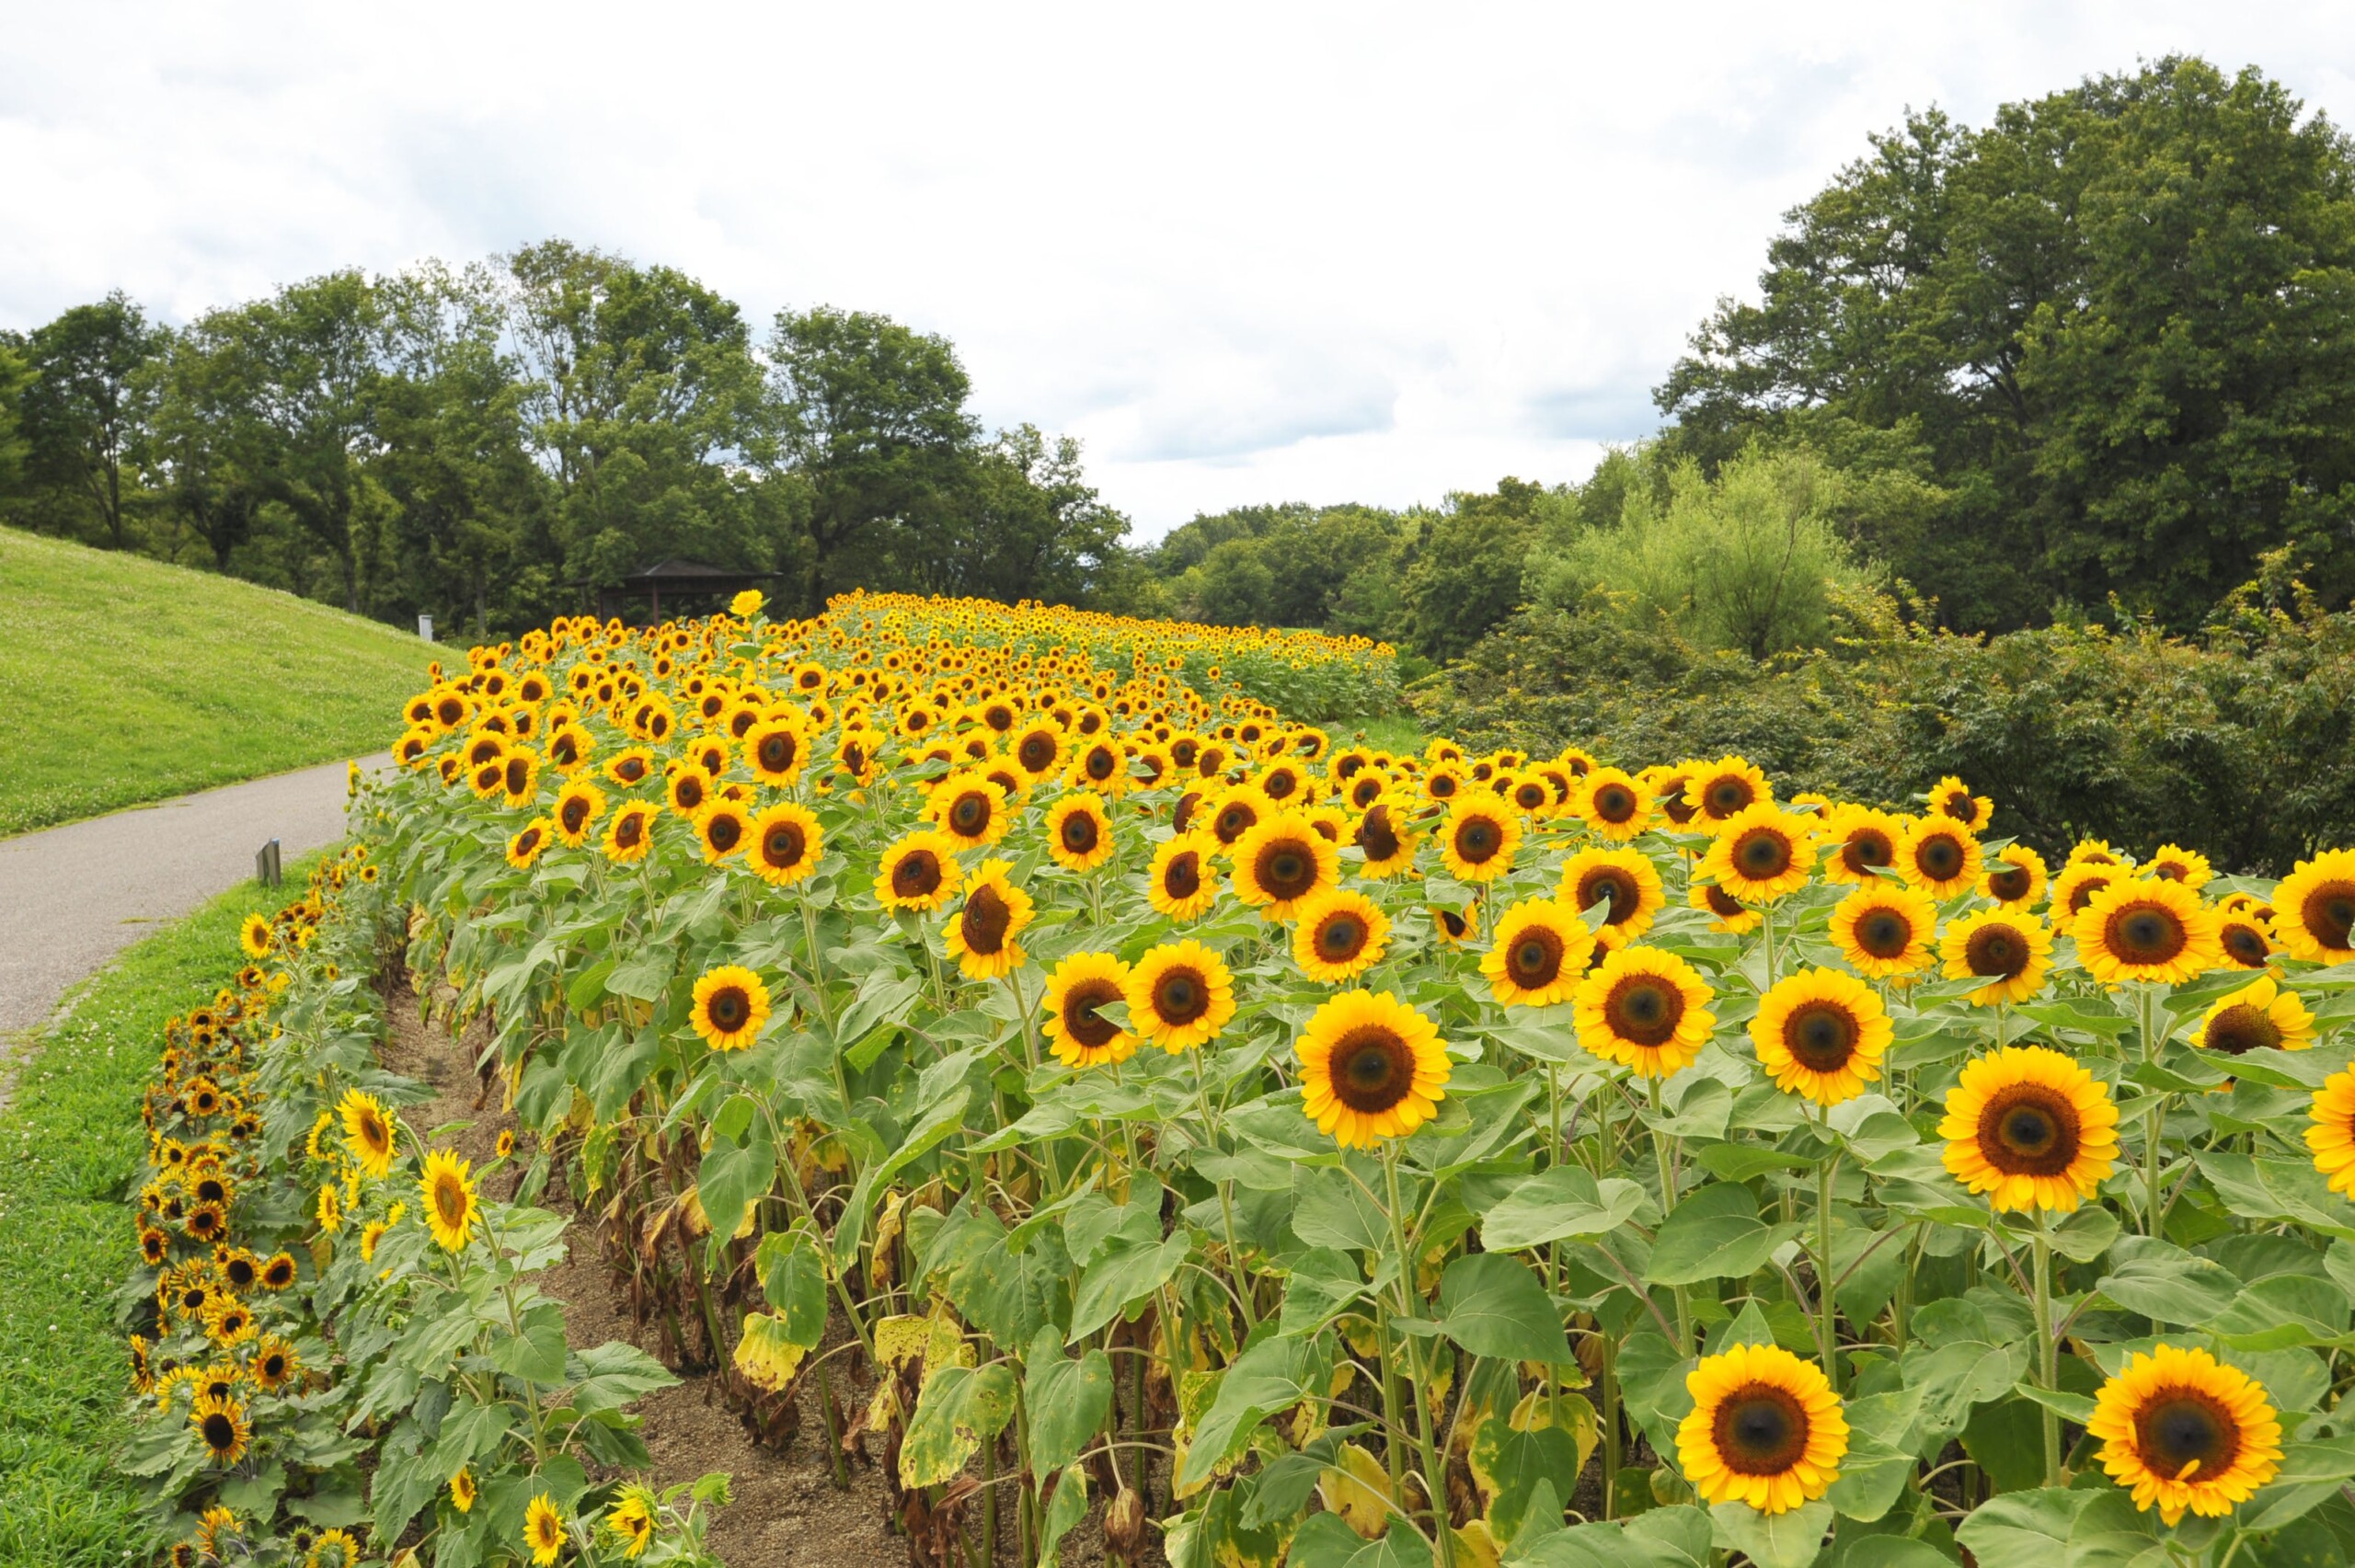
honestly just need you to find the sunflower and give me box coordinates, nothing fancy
[1938,1046,2120,1212]
[1698,805,1813,904]
[551,780,605,846]
[2086,1345,2282,1526]
[1549,845,1660,950]
[1292,887,1392,983]
[743,801,821,887]
[1440,799,1521,883]
[602,800,660,865]
[1895,816,1982,899]
[1294,990,1451,1149]
[1206,783,1273,847]
[944,860,1033,979]
[1147,831,1222,920]
[1577,766,1653,842]
[2051,862,2125,922]
[2216,908,2277,970]
[1684,755,1771,830]
[205,1297,257,1347]
[1751,968,1892,1106]
[874,829,963,912]
[1010,721,1066,781]
[2073,876,2222,986]
[238,913,272,960]
[191,1391,249,1466]
[1040,953,1137,1070]
[506,818,553,870]
[1125,940,1236,1053]
[1827,883,1939,981]
[1479,898,1599,1009]
[1233,812,1340,920]
[690,965,771,1051]
[1352,796,1420,878]
[1677,1342,1847,1515]
[250,1333,301,1392]
[1924,775,1993,831]
[2191,975,2315,1056]
[2310,1070,2355,1195]
[338,1088,396,1180]
[1689,877,1762,933]
[1046,793,1117,873]
[2275,849,2355,964]
[258,1253,296,1291]
[1422,761,1468,807]
[420,1148,478,1253]
[546,721,593,773]
[450,1465,477,1513]
[927,770,1012,851]
[524,1493,567,1567]
[741,716,810,785]
[1937,909,2055,1006]
[695,798,752,863]
[1431,904,1479,948]
[2143,843,2213,889]
[601,745,658,790]
[1574,946,1717,1079]
[605,1484,658,1560]
[1980,843,2049,910]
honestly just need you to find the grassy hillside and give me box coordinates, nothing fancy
[0,528,434,837]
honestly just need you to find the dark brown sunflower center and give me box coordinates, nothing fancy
[1430,774,1459,798]
[960,886,1013,955]
[706,985,751,1031]
[1086,748,1118,781]
[1965,924,2029,979]
[561,798,591,833]
[615,756,648,783]
[1265,771,1298,800]
[259,1351,287,1380]
[1214,805,1257,843]
[2135,1391,2240,1481]
[1061,980,1123,1049]
[1453,817,1502,863]
[505,758,531,795]
[2203,1002,2280,1056]
[1703,884,1746,919]
[1513,783,1547,810]
[1592,784,1637,822]
[1171,740,1200,768]
[1941,792,1980,825]
[1987,864,2032,901]
[1976,1084,2082,1176]
[706,813,743,853]
[761,821,804,868]
[1713,1383,1809,1475]
[1151,967,1211,1026]
[1784,1002,1862,1070]
[757,733,797,773]
[1358,806,1401,863]
[2222,922,2270,966]
[2106,902,2188,965]
[1577,868,1637,925]
[1507,927,1566,989]
[1734,829,1793,880]
[431,1175,467,1229]
[1604,975,1684,1047]
[1315,912,1369,961]
[1060,813,1101,855]
[1350,777,1384,809]
[892,850,943,898]
[1705,778,1755,817]
[1915,835,1964,880]
[2068,875,2114,914]
[1255,838,1319,899]
[1855,909,1915,958]
[1328,1026,1415,1114]
[201,1413,238,1451]
[2303,881,2355,949]
[1437,909,1470,940]
[196,1176,227,1203]
[942,792,987,836]
[1161,851,1201,899]
[675,776,706,810]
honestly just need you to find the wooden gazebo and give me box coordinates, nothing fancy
[569,560,780,624]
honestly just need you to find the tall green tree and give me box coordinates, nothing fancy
[1401,478,1556,660]
[16,291,167,549]
[935,424,1131,606]
[1659,57,2355,629]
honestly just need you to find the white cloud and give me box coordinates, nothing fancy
[5,1,2353,534]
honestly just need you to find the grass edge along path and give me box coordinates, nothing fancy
[0,856,323,1568]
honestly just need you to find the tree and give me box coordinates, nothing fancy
[0,336,28,502]
[764,305,976,612]
[1658,58,2355,629]
[936,424,1131,606]
[16,291,167,549]
[1401,478,1556,661]
[147,305,276,572]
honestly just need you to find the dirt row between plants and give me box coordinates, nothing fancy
[380,973,1143,1567]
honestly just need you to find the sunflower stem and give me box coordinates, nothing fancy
[2031,1222,2062,1486]
[1384,1146,1455,1568]
[1647,1076,1693,1353]
[1816,1146,1841,1393]
[1191,1047,1257,1330]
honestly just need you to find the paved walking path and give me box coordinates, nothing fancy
[0,755,387,1038]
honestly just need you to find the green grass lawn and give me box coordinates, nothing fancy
[0,527,435,837]
[0,864,317,1566]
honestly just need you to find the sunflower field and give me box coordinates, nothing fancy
[117,585,2355,1568]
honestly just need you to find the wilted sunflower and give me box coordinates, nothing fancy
[1828,882,1939,981]
[2275,849,2355,964]
[690,965,771,1051]
[505,818,552,870]
[695,797,752,863]
[1574,946,1717,1079]
[1895,816,1982,899]
[2073,876,2221,986]
[524,1493,567,1567]
[1233,812,1340,920]
[1046,793,1116,873]
[1980,843,2049,910]
[2191,975,2315,1055]
[1292,887,1392,983]
[238,913,272,960]
[744,801,821,887]
[1939,1046,2120,1212]
[1352,796,1420,878]
[1683,755,1770,830]
[944,860,1033,979]
[338,1088,396,1180]
[2086,1345,2281,1526]
[1439,798,1521,884]
[1751,968,1891,1106]
[1676,1342,1847,1516]
[1577,766,1653,842]
[1698,804,1813,904]
[1937,909,2055,1006]
[874,829,963,912]
[1923,774,1992,831]
[419,1148,479,1253]
[1479,898,1598,1009]
[1294,989,1450,1150]
[1125,940,1236,1053]
[1146,831,1222,921]
[191,1391,249,1466]
[1040,953,1137,1070]
[551,780,605,847]
[1557,846,1666,949]
[602,800,660,865]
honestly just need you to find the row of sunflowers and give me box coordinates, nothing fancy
[122,842,732,1565]
[146,585,2355,1566]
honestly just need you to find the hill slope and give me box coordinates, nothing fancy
[0,528,434,837]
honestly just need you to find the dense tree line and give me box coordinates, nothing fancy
[0,242,1132,634]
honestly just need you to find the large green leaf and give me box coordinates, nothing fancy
[1710,1500,1832,1568]
[1293,1165,1392,1253]
[1646,1184,1795,1285]
[1439,1253,1571,1364]
[1520,1505,1712,1567]
[564,1341,678,1413]
[1068,1230,1189,1344]
[1481,1166,1649,1252]
[753,1228,829,1347]
[1178,1334,1315,1490]
[695,1101,777,1258]
[1951,1488,2090,1568]
[2094,1236,2241,1324]
[489,1299,569,1387]
[1023,1329,1113,1475]
[899,1362,1018,1488]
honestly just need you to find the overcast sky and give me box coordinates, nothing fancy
[5,4,2352,536]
